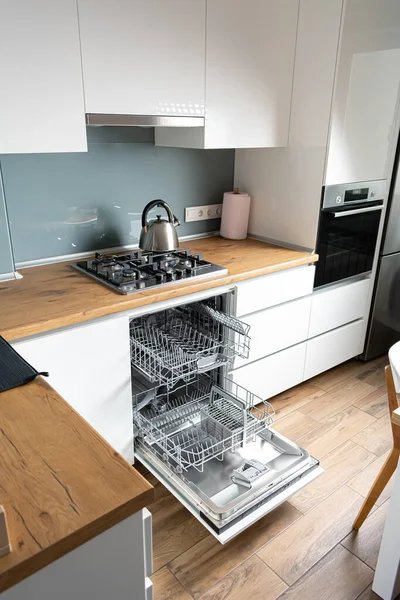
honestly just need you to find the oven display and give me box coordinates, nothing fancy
[344,187,369,202]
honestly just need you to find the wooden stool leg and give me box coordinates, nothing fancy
[353,447,399,530]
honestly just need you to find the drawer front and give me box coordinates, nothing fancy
[309,278,371,338]
[234,296,312,368]
[231,343,307,402]
[304,319,365,381]
[235,265,315,317]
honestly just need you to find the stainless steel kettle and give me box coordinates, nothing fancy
[139,199,180,252]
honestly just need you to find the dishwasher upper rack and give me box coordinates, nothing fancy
[130,303,251,388]
[133,373,274,473]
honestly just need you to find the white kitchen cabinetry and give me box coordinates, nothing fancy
[324,0,400,185]
[304,319,365,381]
[231,343,307,403]
[0,0,87,154]
[13,315,133,463]
[156,0,298,149]
[234,296,312,369]
[1,511,152,600]
[78,0,206,118]
[235,0,343,250]
[308,278,371,338]
[235,265,315,317]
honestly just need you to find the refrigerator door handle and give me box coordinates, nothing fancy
[332,205,384,218]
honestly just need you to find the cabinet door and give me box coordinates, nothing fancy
[304,319,365,380]
[204,0,298,148]
[230,342,307,403]
[0,0,87,154]
[234,296,312,368]
[78,0,206,116]
[13,316,133,463]
[324,0,400,185]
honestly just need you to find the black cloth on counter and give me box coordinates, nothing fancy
[0,335,49,393]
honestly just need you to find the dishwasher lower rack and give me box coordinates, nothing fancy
[133,373,274,474]
[130,302,250,388]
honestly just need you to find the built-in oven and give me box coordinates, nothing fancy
[314,180,387,288]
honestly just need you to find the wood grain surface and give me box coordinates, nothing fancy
[274,544,373,600]
[257,485,364,585]
[0,378,153,593]
[342,500,389,569]
[198,555,287,600]
[0,237,317,341]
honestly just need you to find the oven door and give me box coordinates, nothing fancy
[315,203,383,288]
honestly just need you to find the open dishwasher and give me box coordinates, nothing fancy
[131,294,322,543]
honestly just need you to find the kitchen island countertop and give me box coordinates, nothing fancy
[0,236,318,341]
[0,377,153,593]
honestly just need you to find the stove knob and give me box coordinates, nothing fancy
[175,268,184,278]
[185,267,193,275]
[156,273,165,283]
[136,281,146,289]
[165,272,174,281]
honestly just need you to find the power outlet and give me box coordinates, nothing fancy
[185,204,222,222]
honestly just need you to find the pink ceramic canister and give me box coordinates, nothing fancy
[220,188,251,240]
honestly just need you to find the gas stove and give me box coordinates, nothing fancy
[72,249,228,294]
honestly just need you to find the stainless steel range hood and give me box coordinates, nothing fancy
[86,113,205,127]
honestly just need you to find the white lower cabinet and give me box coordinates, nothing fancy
[231,342,307,402]
[234,295,312,368]
[235,265,315,317]
[308,278,371,338]
[13,315,134,463]
[1,511,149,600]
[304,319,365,380]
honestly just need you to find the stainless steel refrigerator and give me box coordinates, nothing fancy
[363,147,400,360]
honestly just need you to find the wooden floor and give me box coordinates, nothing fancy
[140,356,395,600]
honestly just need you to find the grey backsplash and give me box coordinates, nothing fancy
[0,170,15,276]
[0,128,234,265]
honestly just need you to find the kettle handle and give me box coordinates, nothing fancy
[141,199,180,228]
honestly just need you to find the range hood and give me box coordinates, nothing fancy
[85,114,205,127]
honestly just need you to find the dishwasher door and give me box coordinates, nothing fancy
[133,373,322,544]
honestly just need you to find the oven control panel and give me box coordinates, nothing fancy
[322,179,387,210]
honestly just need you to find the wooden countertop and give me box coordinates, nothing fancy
[0,378,154,593]
[0,236,318,341]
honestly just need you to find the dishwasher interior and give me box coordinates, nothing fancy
[130,293,321,542]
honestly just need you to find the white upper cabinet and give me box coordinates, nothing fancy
[324,0,400,185]
[156,0,299,149]
[78,0,206,117]
[0,0,87,154]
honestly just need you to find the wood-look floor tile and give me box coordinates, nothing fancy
[271,410,319,442]
[347,450,395,507]
[308,359,378,393]
[267,383,326,421]
[353,385,389,420]
[342,500,389,569]
[274,544,373,600]
[352,414,393,457]
[257,485,364,586]
[169,502,301,599]
[152,567,193,600]
[288,441,375,513]
[151,487,208,571]
[198,555,287,600]
[296,407,376,460]
[356,356,388,389]
[299,378,376,423]
[355,585,381,599]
